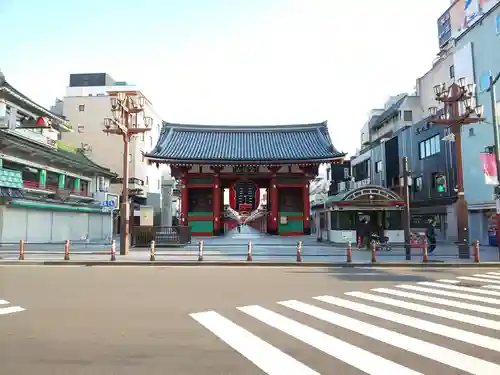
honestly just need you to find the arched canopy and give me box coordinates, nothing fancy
[341,185,403,203]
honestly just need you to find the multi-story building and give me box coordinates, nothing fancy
[437,0,500,244]
[350,93,425,188]
[0,71,116,242]
[56,73,174,226]
[330,48,461,241]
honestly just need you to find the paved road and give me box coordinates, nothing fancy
[2,266,500,374]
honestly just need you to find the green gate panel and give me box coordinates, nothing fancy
[278,211,304,233]
[188,212,213,217]
[189,220,214,233]
[189,177,213,184]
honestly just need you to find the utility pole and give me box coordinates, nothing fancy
[402,157,411,260]
[486,72,500,258]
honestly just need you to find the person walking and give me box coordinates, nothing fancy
[426,218,437,254]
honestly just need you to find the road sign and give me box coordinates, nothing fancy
[101,200,115,208]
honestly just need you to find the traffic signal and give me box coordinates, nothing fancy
[436,175,447,193]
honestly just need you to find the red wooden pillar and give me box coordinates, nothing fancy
[213,172,221,235]
[303,181,311,235]
[180,170,189,226]
[269,167,280,235]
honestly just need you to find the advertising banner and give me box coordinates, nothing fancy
[438,0,500,46]
[480,153,498,185]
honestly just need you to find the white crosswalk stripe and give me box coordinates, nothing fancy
[0,299,25,315]
[190,274,500,374]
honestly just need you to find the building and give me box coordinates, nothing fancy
[437,0,500,244]
[144,122,345,236]
[0,71,116,242]
[56,73,174,226]
[350,93,425,189]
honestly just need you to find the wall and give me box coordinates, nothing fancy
[415,51,455,114]
[1,205,112,242]
[457,7,500,207]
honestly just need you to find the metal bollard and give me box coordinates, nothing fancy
[371,241,376,263]
[422,238,428,263]
[296,240,302,262]
[346,240,352,263]
[198,240,204,261]
[149,240,156,261]
[110,240,116,261]
[474,239,480,263]
[19,240,24,261]
[64,240,70,260]
[247,240,253,261]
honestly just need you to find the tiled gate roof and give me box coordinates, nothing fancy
[145,122,345,164]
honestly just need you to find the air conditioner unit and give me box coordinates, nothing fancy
[98,176,105,192]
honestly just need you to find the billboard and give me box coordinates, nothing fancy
[480,153,498,185]
[438,0,500,46]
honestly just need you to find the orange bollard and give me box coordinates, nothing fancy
[64,240,70,260]
[110,240,116,261]
[371,241,377,263]
[474,240,480,263]
[247,240,252,261]
[346,240,352,263]
[296,240,302,262]
[18,240,24,260]
[422,238,428,262]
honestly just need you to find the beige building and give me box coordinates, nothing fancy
[53,74,174,225]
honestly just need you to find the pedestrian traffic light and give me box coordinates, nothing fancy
[436,175,447,192]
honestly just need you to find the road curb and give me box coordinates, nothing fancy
[1,260,500,267]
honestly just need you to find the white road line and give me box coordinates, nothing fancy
[238,305,422,375]
[313,295,500,352]
[487,272,500,276]
[457,276,500,285]
[418,282,500,297]
[346,291,500,330]
[0,300,8,305]
[397,284,500,305]
[372,288,500,316]
[278,299,500,375]
[0,306,25,315]
[483,285,500,290]
[471,274,500,280]
[435,279,460,284]
[190,311,319,375]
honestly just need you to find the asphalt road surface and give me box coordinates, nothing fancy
[2,265,500,374]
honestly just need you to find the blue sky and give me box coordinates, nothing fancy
[2,0,450,155]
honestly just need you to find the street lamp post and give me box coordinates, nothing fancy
[103,92,153,255]
[428,78,484,259]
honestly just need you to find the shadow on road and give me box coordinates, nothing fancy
[285,267,435,282]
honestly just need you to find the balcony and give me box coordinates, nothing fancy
[71,187,91,197]
[22,180,58,193]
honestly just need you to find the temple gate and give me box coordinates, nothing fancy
[145,122,344,236]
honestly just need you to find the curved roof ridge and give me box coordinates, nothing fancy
[162,121,328,132]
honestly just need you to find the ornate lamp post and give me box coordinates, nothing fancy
[103,92,152,255]
[428,78,484,259]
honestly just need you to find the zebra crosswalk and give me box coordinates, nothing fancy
[190,271,500,374]
[0,299,25,316]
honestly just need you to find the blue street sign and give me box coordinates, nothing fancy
[101,200,115,208]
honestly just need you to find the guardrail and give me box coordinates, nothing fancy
[3,238,488,263]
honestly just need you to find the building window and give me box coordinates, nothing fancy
[149,136,153,148]
[469,127,475,137]
[419,134,441,159]
[77,125,84,133]
[414,177,423,192]
[78,104,85,112]
[403,110,413,121]
[343,167,349,179]
[375,161,383,173]
[449,64,455,79]
[496,15,500,34]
